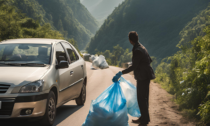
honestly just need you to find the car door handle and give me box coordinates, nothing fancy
[70,71,74,75]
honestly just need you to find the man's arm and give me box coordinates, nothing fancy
[122,65,134,74]
[122,50,142,74]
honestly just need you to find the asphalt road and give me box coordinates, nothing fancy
[1,62,194,126]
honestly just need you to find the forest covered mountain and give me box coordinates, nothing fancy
[7,0,99,49]
[81,0,124,24]
[155,4,210,124]
[86,0,210,60]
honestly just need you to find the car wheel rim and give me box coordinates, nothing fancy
[82,86,86,102]
[48,98,55,122]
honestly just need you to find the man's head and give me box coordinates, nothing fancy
[128,31,138,45]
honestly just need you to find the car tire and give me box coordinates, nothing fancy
[40,91,57,126]
[76,84,86,106]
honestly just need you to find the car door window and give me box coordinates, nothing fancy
[61,42,79,63]
[55,43,69,64]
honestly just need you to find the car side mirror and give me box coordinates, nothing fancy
[56,61,69,69]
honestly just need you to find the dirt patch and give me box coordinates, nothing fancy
[148,82,195,126]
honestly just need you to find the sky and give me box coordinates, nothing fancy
[81,0,124,25]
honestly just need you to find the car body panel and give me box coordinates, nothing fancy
[57,60,84,104]
[56,41,84,106]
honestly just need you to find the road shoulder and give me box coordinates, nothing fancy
[148,82,195,126]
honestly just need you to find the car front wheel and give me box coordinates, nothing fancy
[76,84,86,106]
[40,91,56,126]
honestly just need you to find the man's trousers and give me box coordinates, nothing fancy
[137,79,150,124]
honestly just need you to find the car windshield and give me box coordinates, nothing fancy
[0,44,52,64]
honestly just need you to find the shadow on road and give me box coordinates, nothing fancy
[0,105,83,126]
[53,105,83,126]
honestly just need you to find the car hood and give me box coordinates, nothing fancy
[0,66,49,86]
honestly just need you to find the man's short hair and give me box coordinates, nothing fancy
[128,31,138,43]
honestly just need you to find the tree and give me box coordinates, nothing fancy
[112,44,124,65]
[150,56,158,70]
[0,1,63,42]
[68,38,83,56]
[103,50,112,59]
[119,48,132,66]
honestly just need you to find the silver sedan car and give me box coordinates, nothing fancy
[0,38,87,126]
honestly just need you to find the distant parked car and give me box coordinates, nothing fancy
[83,53,91,61]
[0,38,87,126]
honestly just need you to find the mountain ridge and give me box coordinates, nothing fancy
[86,0,209,59]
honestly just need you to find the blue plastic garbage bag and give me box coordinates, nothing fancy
[119,77,141,117]
[82,82,129,126]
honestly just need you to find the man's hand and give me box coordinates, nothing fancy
[112,71,122,82]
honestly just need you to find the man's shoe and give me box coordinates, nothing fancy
[132,119,141,124]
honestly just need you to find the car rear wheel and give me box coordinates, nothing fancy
[40,91,56,126]
[76,84,86,106]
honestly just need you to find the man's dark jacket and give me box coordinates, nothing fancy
[122,42,155,81]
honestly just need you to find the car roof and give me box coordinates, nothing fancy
[0,38,65,44]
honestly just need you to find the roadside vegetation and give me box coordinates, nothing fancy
[155,5,210,125]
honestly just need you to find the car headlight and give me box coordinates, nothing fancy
[19,80,44,93]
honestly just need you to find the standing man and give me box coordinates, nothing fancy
[112,31,155,126]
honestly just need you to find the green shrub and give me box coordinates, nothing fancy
[198,101,210,124]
